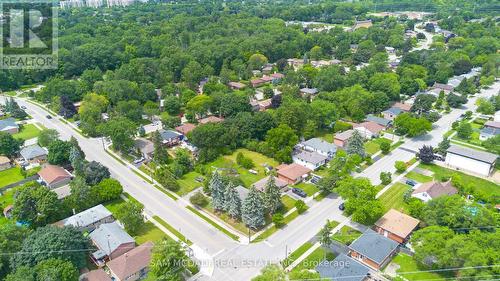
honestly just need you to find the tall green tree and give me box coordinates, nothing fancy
[0,132,22,158]
[34,258,79,281]
[11,182,62,227]
[224,182,242,219]
[263,176,282,215]
[210,171,226,211]
[99,116,136,153]
[37,129,59,147]
[116,201,144,235]
[0,225,29,279]
[242,187,265,229]
[346,130,365,157]
[47,140,72,166]
[150,239,188,281]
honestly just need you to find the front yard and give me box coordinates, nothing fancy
[331,225,362,245]
[364,138,392,155]
[378,182,411,213]
[293,182,319,196]
[391,253,454,281]
[13,124,41,140]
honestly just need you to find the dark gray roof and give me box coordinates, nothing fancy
[90,222,135,256]
[316,254,370,281]
[159,129,181,141]
[20,144,47,160]
[349,229,399,265]
[447,145,497,164]
[294,150,327,165]
[383,107,403,115]
[366,115,392,127]
[301,138,337,154]
[0,118,18,131]
[480,127,500,137]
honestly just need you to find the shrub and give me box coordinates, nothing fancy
[379,140,391,154]
[236,152,255,169]
[395,161,407,173]
[295,200,307,214]
[190,191,208,207]
[272,213,284,227]
[379,172,392,185]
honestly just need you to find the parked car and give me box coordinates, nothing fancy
[133,157,144,164]
[406,179,417,186]
[434,155,445,161]
[20,106,27,109]
[292,187,307,198]
[46,115,52,119]
[339,202,345,211]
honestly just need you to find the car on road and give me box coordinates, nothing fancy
[20,106,27,109]
[292,187,307,198]
[434,155,445,161]
[405,179,417,186]
[339,202,345,211]
[46,115,52,119]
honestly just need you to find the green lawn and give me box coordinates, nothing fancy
[282,242,314,267]
[186,205,239,240]
[364,141,381,155]
[0,167,25,187]
[392,253,453,281]
[331,225,362,245]
[405,171,433,183]
[418,163,500,203]
[293,182,319,196]
[0,185,23,226]
[290,247,336,273]
[316,129,334,143]
[281,195,297,213]
[13,124,41,140]
[177,171,204,196]
[378,183,411,213]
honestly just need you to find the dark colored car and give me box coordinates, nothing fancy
[292,187,307,198]
[406,179,417,186]
[339,202,345,211]
[46,115,52,119]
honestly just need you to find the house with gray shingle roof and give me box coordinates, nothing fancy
[292,150,328,170]
[382,107,404,120]
[90,222,135,264]
[299,138,337,159]
[366,115,392,128]
[57,204,114,232]
[0,118,19,134]
[316,254,371,281]
[158,129,182,147]
[20,144,47,163]
[348,229,399,270]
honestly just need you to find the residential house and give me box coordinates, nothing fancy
[287,58,305,70]
[256,99,272,111]
[365,115,392,128]
[198,116,224,124]
[38,164,73,189]
[57,204,114,232]
[235,185,250,201]
[252,176,288,192]
[270,73,285,82]
[175,123,197,136]
[445,145,497,176]
[134,138,154,160]
[299,88,319,98]
[82,269,112,281]
[20,144,47,164]
[374,209,420,244]
[106,241,153,281]
[382,107,404,121]
[316,254,371,281]
[251,78,267,88]
[411,180,458,203]
[432,82,454,94]
[262,65,273,74]
[484,121,500,130]
[142,121,163,135]
[334,129,355,148]
[90,222,136,265]
[158,129,183,147]
[0,156,11,171]
[348,229,399,270]
[352,20,372,30]
[392,102,412,112]
[298,138,337,159]
[277,163,311,185]
[310,59,341,68]
[353,121,385,139]
[228,82,246,90]
[385,46,395,54]
[0,118,19,134]
[292,150,328,170]
[480,126,500,141]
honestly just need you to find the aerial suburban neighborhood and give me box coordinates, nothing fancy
[0,1,498,281]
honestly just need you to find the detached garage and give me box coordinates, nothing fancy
[445,145,497,177]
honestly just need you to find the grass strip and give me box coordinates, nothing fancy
[153,215,192,245]
[153,184,178,201]
[282,242,314,267]
[104,149,126,165]
[186,206,239,241]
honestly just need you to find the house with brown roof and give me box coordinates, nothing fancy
[392,102,412,112]
[228,81,246,90]
[411,180,458,203]
[277,163,311,185]
[251,78,267,88]
[82,269,112,281]
[333,129,355,147]
[353,121,385,139]
[106,241,153,281]
[432,82,454,94]
[38,164,73,189]
[484,121,500,130]
[198,116,224,124]
[252,175,288,192]
[373,209,420,244]
[175,123,197,136]
[0,156,11,171]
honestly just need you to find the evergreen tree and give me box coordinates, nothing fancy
[225,182,241,219]
[263,176,281,215]
[152,131,169,165]
[318,220,333,248]
[346,130,365,157]
[210,171,226,211]
[436,138,450,156]
[242,187,265,229]
[69,146,84,176]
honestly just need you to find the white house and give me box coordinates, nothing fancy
[298,138,337,159]
[445,145,497,177]
[292,150,328,170]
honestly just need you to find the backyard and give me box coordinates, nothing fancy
[0,167,25,187]
[331,225,362,245]
[391,253,454,281]
[378,182,411,213]
[13,124,42,140]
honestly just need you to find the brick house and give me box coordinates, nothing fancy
[373,209,420,244]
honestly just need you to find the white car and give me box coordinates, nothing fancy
[133,157,145,164]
